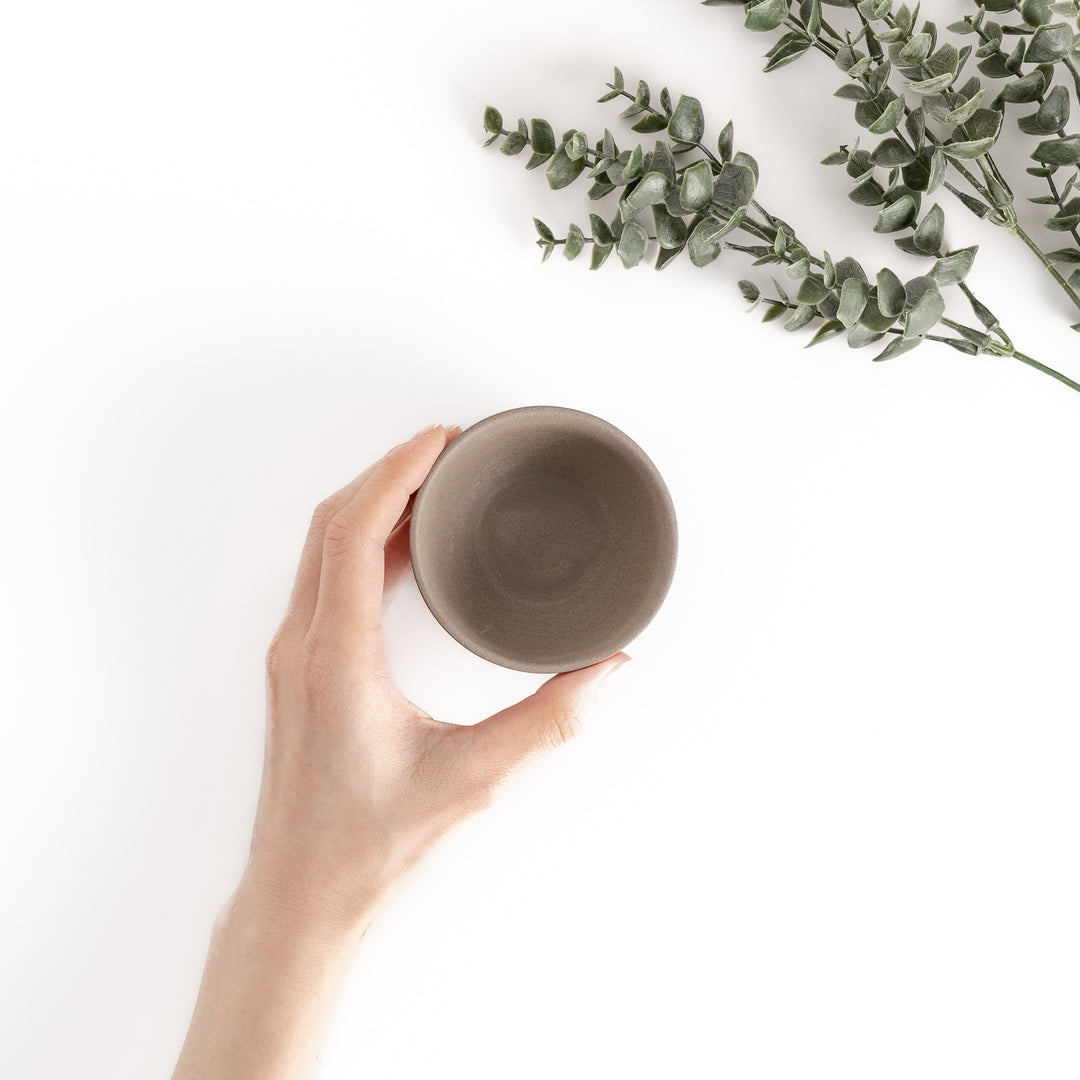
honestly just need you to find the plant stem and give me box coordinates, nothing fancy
[1009,216,1080,310]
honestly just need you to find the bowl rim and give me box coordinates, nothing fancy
[409,405,678,673]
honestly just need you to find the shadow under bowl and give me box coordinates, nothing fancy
[409,406,678,673]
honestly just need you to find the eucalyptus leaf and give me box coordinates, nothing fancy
[745,0,788,32]
[865,95,905,136]
[871,138,916,167]
[713,162,757,213]
[680,160,715,212]
[625,171,673,210]
[929,246,977,284]
[837,277,870,327]
[617,220,649,268]
[872,336,923,360]
[876,268,907,316]
[669,95,706,143]
[913,203,945,253]
[1025,22,1072,62]
[652,204,688,248]
[904,287,946,337]
[874,194,918,232]
[546,145,587,190]
[764,31,814,71]
[589,213,614,247]
[1033,136,1080,165]
[564,223,585,260]
[796,275,831,304]
[687,216,723,266]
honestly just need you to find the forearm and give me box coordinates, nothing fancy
[171,870,378,1080]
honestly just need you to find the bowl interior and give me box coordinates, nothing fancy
[411,408,677,672]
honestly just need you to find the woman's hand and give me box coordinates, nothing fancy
[244,422,629,934]
[173,423,628,1080]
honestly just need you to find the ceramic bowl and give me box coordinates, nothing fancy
[409,406,677,673]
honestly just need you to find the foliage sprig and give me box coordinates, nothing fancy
[483,65,1080,393]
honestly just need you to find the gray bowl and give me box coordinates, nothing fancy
[410,406,677,673]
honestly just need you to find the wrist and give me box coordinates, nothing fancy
[231,847,391,950]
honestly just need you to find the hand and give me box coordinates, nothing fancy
[243,423,630,934]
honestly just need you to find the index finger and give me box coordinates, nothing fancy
[309,424,449,646]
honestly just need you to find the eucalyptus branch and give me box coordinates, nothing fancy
[481,70,1080,393]
[715,0,1080,318]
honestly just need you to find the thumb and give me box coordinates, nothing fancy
[465,653,631,787]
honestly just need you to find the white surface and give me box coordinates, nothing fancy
[3,1,1079,1077]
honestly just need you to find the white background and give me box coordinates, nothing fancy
[3,1,1079,1077]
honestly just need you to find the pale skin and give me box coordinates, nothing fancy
[171,423,630,1080]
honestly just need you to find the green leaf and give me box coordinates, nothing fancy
[922,149,946,194]
[1048,248,1080,262]
[1025,22,1072,62]
[617,220,649,268]
[623,144,644,181]
[546,145,588,190]
[837,277,870,327]
[745,0,788,31]
[847,325,886,348]
[1033,136,1080,165]
[651,141,676,184]
[653,243,684,271]
[631,113,669,134]
[530,119,556,157]
[702,205,748,241]
[589,214,615,246]
[713,162,757,213]
[1046,213,1080,230]
[566,131,589,161]
[784,304,817,331]
[1037,85,1071,131]
[680,160,715,212]
[718,120,734,163]
[928,245,977,285]
[533,218,555,242]
[733,151,759,182]
[944,88,986,125]
[913,203,945,253]
[796,275,831,304]
[500,132,527,156]
[869,94,906,135]
[1001,70,1048,103]
[564,223,585,260]
[483,106,503,134]
[688,216,723,267]
[764,31,813,71]
[870,138,916,167]
[874,194,918,232]
[943,108,1002,160]
[652,204,688,249]
[739,279,761,302]
[876,268,907,316]
[669,95,706,144]
[823,251,836,289]
[897,31,933,65]
[904,287,946,336]
[589,243,612,270]
[872,336,923,361]
[625,171,673,211]
[806,319,846,346]
[835,85,870,101]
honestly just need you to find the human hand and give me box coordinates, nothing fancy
[244,423,630,935]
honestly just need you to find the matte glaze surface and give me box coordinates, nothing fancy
[410,406,678,673]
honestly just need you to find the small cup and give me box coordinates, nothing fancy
[410,406,677,672]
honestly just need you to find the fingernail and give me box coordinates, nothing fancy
[410,423,443,441]
[600,653,631,680]
[447,424,463,437]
